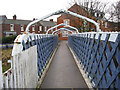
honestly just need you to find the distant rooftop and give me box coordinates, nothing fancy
[0,15,56,26]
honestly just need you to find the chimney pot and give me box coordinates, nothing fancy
[33,18,35,21]
[50,19,53,22]
[13,15,17,20]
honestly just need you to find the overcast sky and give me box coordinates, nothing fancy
[0,0,118,21]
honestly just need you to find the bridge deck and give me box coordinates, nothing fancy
[41,41,88,88]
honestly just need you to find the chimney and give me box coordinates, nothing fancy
[0,15,7,21]
[13,14,17,20]
[50,19,53,22]
[33,18,35,21]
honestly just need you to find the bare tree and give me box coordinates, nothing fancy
[103,0,120,22]
[66,0,108,32]
[114,1,120,22]
[73,0,109,19]
[65,0,120,31]
[114,1,120,31]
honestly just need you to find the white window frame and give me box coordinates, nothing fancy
[10,24,14,31]
[39,26,42,31]
[21,25,24,31]
[97,20,100,26]
[95,13,97,17]
[44,26,47,32]
[62,31,68,37]
[32,25,35,31]
[105,22,107,28]
[64,19,70,25]
[100,20,104,26]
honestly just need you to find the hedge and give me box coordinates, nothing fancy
[0,35,17,44]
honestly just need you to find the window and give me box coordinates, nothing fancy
[21,25,24,31]
[97,20,100,26]
[32,25,35,31]
[84,20,87,25]
[101,20,104,26]
[64,19,70,25]
[105,22,107,28]
[44,27,47,32]
[62,31,68,37]
[10,24,14,31]
[39,26,42,31]
[95,13,97,17]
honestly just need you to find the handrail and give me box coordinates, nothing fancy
[65,25,79,33]
[46,23,65,34]
[68,32,120,88]
[25,9,101,33]
[52,28,73,34]
[46,23,79,34]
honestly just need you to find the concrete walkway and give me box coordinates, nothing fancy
[41,41,88,88]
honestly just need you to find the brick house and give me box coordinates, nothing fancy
[57,4,98,40]
[0,15,56,37]
[57,4,97,32]
[105,21,120,32]
[57,4,118,40]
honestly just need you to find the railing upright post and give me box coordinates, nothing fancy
[0,61,3,89]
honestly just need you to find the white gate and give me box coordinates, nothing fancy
[12,45,38,88]
[1,45,38,88]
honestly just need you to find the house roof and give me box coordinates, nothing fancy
[40,21,56,27]
[0,15,56,27]
[3,19,31,25]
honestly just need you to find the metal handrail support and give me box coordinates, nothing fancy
[64,25,79,33]
[46,23,65,34]
[46,23,79,34]
[25,9,101,33]
[52,28,73,34]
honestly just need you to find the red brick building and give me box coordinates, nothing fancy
[57,4,97,32]
[0,15,56,37]
[57,4,98,40]
[57,4,117,36]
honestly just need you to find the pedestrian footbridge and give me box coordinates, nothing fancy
[41,41,88,88]
[0,10,120,89]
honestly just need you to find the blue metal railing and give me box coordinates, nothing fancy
[68,32,120,89]
[21,34,58,77]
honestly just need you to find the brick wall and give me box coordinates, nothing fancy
[57,4,97,32]
[57,3,116,35]
[0,24,46,37]
[57,4,97,40]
